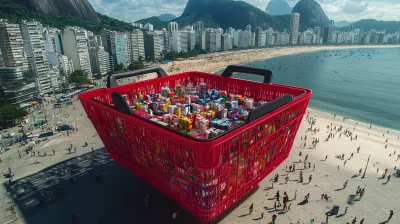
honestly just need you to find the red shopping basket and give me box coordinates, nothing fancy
[79,65,311,222]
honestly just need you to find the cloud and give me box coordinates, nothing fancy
[342,0,369,14]
[87,0,400,23]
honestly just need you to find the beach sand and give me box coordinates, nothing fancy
[1,45,400,223]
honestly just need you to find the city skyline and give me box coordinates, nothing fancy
[0,12,399,106]
[88,0,400,23]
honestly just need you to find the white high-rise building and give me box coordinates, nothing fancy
[144,23,154,31]
[129,29,145,62]
[62,27,92,75]
[314,27,321,43]
[0,20,29,81]
[205,29,217,52]
[144,33,162,60]
[238,31,250,48]
[216,30,222,51]
[255,27,266,47]
[196,21,204,31]
[132,23,143,29]
[155,31,166,53]
[89,46,110,75]
[281,32,290,45]
[168,22,179,32]
[42,27,63,54]
[221,33,232,51]
[290,13,300,44]
[20,20,54,93]
[195,30,206,50]
[228,27,235,36]
[110,32,128,67]
[172,31,188,53]
[303,30,314,44]
[187,31,196,51]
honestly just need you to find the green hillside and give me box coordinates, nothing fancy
[0,0,134,33]
[137,0,291,31]
[341,19,400,34]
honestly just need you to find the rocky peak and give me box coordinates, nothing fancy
[20,0,99,23]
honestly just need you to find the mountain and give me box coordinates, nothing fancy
[292,0,330,30]
[138,0,290,31]
[20,0,98,23]
[158,14,176,22]
[265,0,293,16]
[0,0,134,33]
[334,20,353,28]
[342,19,400,34]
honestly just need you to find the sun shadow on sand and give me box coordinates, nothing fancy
[6,148,259,224]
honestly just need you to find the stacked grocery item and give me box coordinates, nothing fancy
[119,82,267,140]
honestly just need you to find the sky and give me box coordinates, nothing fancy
[87,0,400,23]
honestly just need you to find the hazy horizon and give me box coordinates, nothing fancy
[88,0,400,23]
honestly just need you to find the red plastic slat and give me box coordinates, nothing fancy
[79,71,311,222]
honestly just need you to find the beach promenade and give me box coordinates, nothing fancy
[1,45,400,224]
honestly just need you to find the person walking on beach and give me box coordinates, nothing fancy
[294,190,297,200]
[344,207,348,214]
[249,203,253,215]
[343,180,348,189]
[313,164,315,171]
[377,168,379,174]
[357,146,360,153]
[388,210,394,221]
[338,165,340,170]
[309,174,312,183]
[360,218,364,224]
[344,160,347,166]
[350,153,354,159]
[387,175,391,183]
[285,175,289,184]
[272,214,277,224]
[11,205,17,220]
[359,169,362,175]
[352,217,357,224]
[359,188,364,199]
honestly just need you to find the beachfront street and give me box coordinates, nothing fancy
[0,93,399,224]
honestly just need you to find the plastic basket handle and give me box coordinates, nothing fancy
[111,91,133,115]
[107,66,168,88]
[247,94,292,123]
[221,65,273,84]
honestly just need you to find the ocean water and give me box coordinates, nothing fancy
[217,48,400,131]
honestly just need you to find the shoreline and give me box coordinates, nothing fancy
[128,44,400,133]
[159,44,400,74]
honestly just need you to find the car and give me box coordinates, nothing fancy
[38,132,54,138]
[57,125,72,131]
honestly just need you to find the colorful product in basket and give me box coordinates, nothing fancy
[124,82,267,139]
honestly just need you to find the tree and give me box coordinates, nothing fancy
[114,63,124,72]
[23,71,36,82]
[194,44,202,52]
[68,70,90,86]
[0,102,28,125]
[127,62,144,71]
